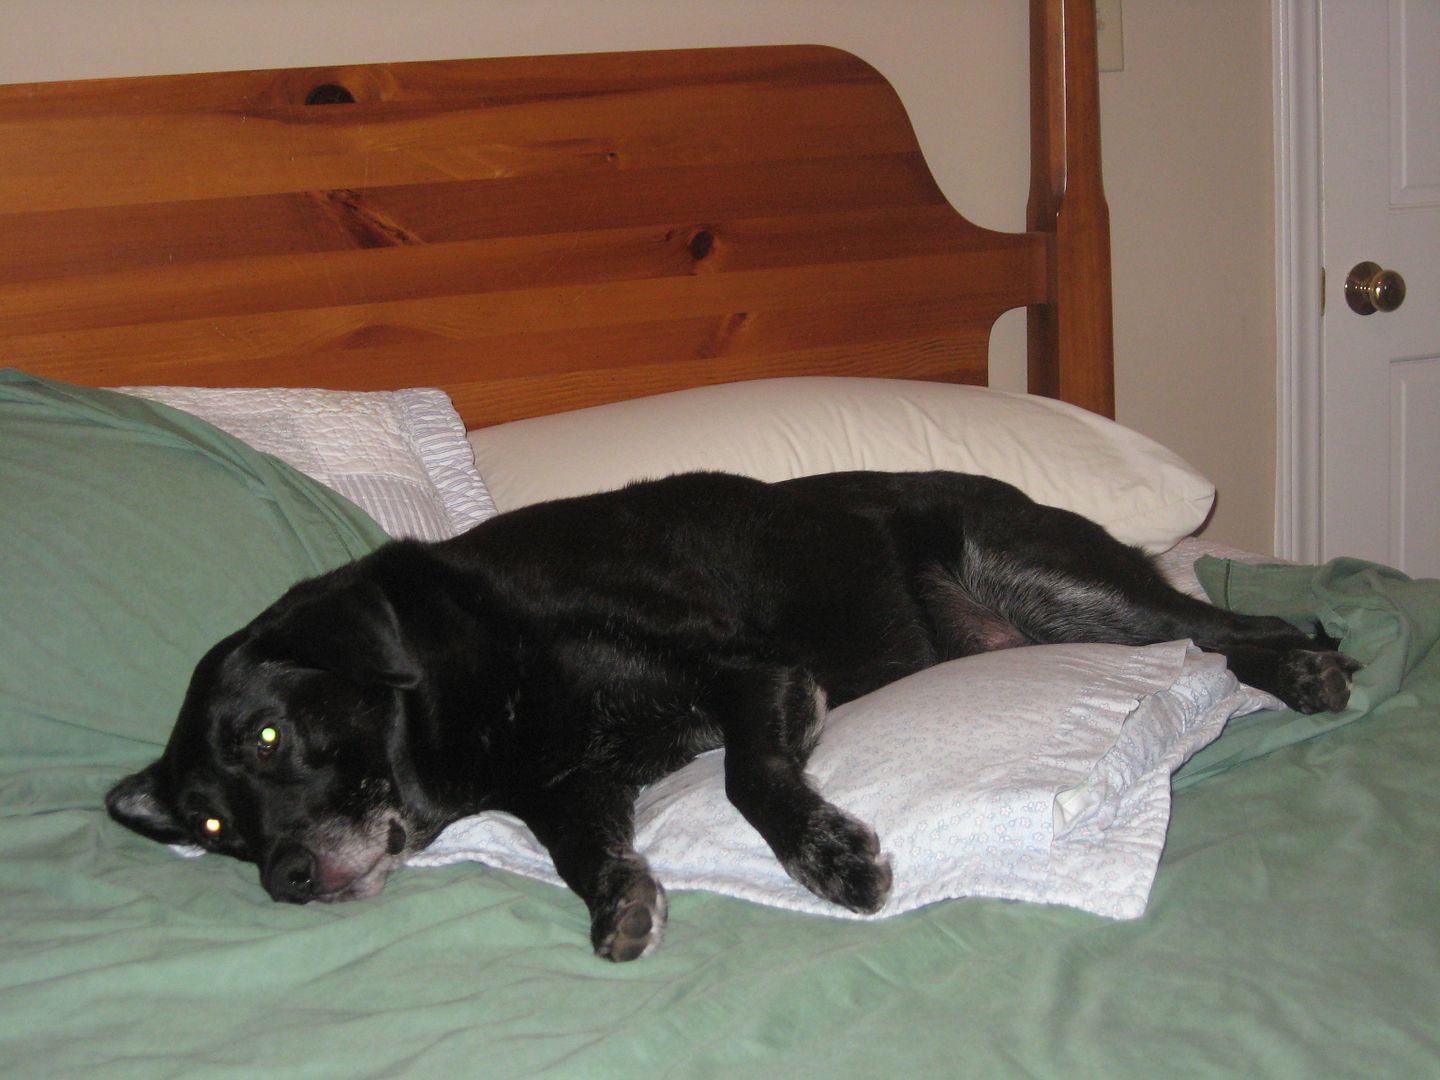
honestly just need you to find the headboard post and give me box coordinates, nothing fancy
[1027,0,1116,418]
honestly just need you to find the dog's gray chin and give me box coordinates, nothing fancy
[314,853,401,902]
[300,812,416,902]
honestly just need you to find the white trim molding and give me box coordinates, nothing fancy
[1272,0,1323,561]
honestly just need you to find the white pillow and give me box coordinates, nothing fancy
[466,378,1214,552]
[121,386,496,541]
[413,641,1278,921]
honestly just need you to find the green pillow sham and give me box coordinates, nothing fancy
[0,370,389,806]
[1173,553,1436,787]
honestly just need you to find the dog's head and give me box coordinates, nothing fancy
[107,553,485,903]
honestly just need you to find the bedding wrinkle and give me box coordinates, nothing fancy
[1178,556,1437,788]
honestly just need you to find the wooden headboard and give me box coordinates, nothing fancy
[0,0,1112,429]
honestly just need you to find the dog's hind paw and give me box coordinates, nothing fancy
[1276,649,1362,714]
[786,804,893,915]
[591,860,667,962]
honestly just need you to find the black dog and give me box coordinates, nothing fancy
[107,471,1358,960]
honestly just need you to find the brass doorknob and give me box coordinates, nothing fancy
[1345,261,1407,315]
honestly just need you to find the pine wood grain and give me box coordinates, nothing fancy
[0,3,1111,428]
[1027,0,1116,417]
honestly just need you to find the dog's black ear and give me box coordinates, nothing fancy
[255,578,422,689]
[106,763,188,845]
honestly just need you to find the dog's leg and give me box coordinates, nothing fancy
[1011,560,1360,714]
[935,493,1361,714]
[710,663,893,913]
[513,777,666,962]
[1208,640,1362,714]
[1140,600,1362,713]
[991,560,1359,713]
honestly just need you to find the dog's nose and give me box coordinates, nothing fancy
[386,819,407,855]
[263,839,318,903]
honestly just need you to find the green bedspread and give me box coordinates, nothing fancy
[2,372,1437,1078]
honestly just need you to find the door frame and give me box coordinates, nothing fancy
[1273,0,1323,562]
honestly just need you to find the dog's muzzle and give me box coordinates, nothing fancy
[260,821,409,903]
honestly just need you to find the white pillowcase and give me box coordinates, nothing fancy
[414,641,1278,921]
[121,385,497,541]
[467,378,1214,553]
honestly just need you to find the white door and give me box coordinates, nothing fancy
[1319,0,1440,576]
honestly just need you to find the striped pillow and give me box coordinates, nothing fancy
[120,385,495,541]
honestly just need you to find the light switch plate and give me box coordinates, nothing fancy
[1097,0,1124,72]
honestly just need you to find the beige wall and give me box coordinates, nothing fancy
[1102,1,1277,552]
[0,0,1277,551]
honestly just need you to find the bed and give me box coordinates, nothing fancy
[3,1,1438,1076]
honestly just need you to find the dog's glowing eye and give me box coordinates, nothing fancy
[257,726,280,753]
[203,817,223,836]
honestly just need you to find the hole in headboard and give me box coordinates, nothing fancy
[688,230,715,261]
[305,84,357,106]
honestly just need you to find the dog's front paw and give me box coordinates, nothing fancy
[1276,649,1362,714]
[590,856,667,962]
[785,804,893,915]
